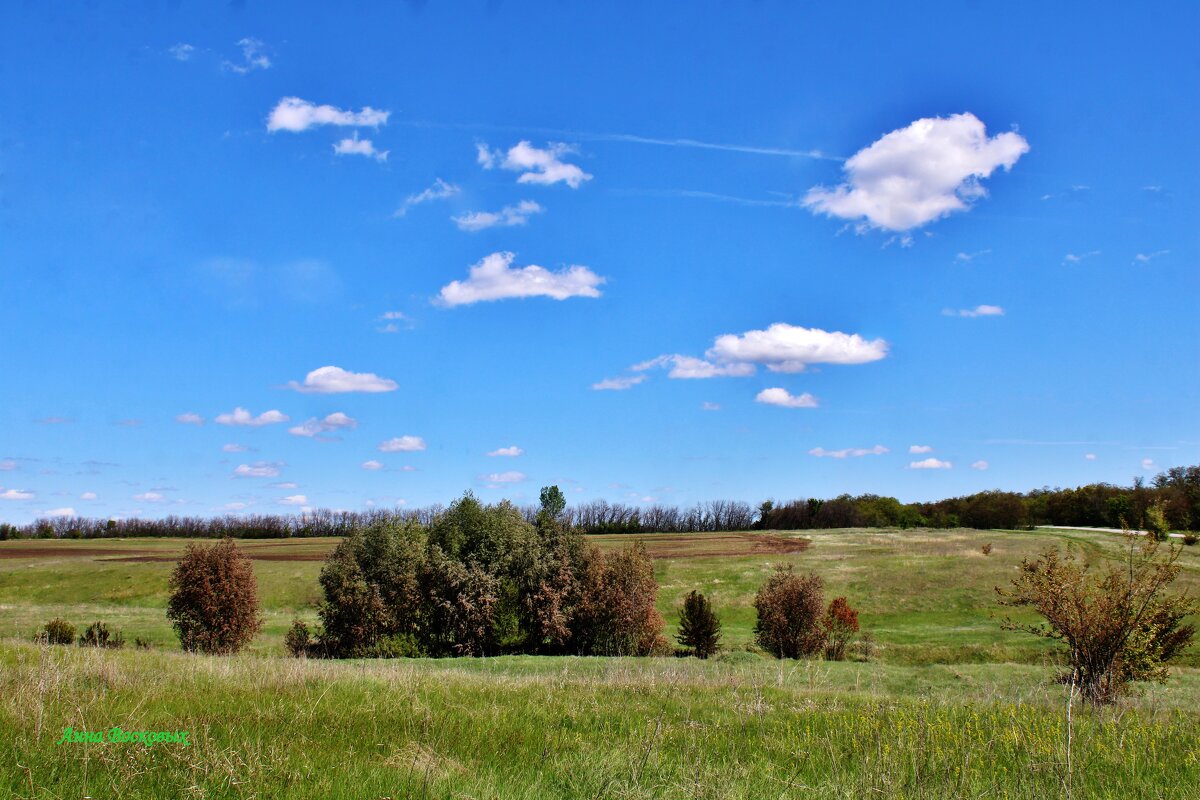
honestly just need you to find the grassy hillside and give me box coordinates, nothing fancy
[3,527,1200,797]
[3,527,1198,664]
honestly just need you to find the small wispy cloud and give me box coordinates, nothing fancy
[909,445,934,454]
[377,310,414,333]
[378,436,426,453]
[954,249,992,263]
[394,178,460,217]
[755,388,818,409]
[480,471,526,487]
[971,460,989,470]
[286,366,398,394]
[233,462,283,478]
[1063,250,1100,264]
[453,200,544,232]
[288,412,358,439]
[809,444,888,458]
[168,43,196,62]
[1133,250,1169,265]
[487,446,524,457]
[223,38,271,74]
[909,458,953,470]
[477,141,592,188]
[0,488,34,500]
[701,401,721,411]
[942,304,1004,318]
[215,408,290,427]
[333,133,388,162]
[592,375,646,391]
[267,97,389,133]
[175,412,204,425]
[361,460,384,471]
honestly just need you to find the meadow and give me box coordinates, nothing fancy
[3,527,1199,797]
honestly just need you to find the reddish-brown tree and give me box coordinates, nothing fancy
[167,538,263,655]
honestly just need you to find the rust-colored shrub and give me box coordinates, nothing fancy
[981,542,993,556]
[753,565,825,659]
[823,596,860,661]
[573,542,666,655]
[166,538,262,655]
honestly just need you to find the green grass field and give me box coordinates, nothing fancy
[3,527,1199,797]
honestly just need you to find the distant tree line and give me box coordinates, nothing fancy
[3,465,1197,539]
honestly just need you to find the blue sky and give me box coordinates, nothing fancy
[1,2,1197,523]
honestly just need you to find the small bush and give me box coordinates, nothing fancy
[716,649,764,665]
[849,632,878,662]
[1183,533,1198,546]
[823,597,860,661]
[573,542,667,656]
[284,619,312,658]
[43,618,75,645]
[79,621,124,649]
[134,637,154,651]
[167,538,263,655]
[753,565,826,659]
[366,633,426,658]
[981,542,993,556]
[676,590,722,659]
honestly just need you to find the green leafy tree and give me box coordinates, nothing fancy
[539,485,567,520]
[676,590,721,658]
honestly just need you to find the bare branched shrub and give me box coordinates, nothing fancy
[676,590,722,659]
[78,621,124,649]
[823,597,860,661]
[997,537,1196,704]
[753,565,826,659]
[166,538,262,655]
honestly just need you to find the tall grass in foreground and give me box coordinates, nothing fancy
[3,641,1198,798]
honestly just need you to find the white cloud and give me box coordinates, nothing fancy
[222,443,249,453]
[0,459,16,470]
[909,458,953,470]
[809,444,888,458]
[271,482,298,489]
[176,412,204,425]
[215,407,290,426]
[377,311,414,333]
[278,495,308,506]
[701,402,721,411]
[707,323,889,373]
[286,366,398,394]
[394,179,459,217]
[233,462,282,478]
[1133,250,1169,264]
[481,471,526,484]
[1063,251,1100,264]
[267,97,389,133]
[955,249,991,262]
[477,141,592,188]
[592,375,646,391]
[804,113,1029,232]
[755,388,819,409]
[45,507,76,518]
[333,133,388,162]
[909,445,934,454]
[224,38,271,74]
[437,251,604,306]
[632,355,756,379]
[379,436,426,453]
[943,304,1004,318]
[971,460,989,470]
[288,412,358,438]
[361,460,384,471]
[169,43,196,61]
[453,201,544,232]
[224,502,249,511]
[0,489,34,500]
[80,491,98,500]
[487,446,524,457]
[133,491,166,502]
[1085,453,1098,461]
[1141,458,1156,470]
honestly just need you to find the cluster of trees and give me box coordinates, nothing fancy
[5,465,1197,540]
[295,491,668,658]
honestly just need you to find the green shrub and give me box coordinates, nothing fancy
[676,590,722,659]
[43,618,75,645]
[284,620,312,658]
